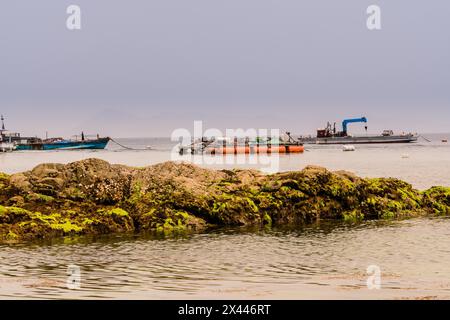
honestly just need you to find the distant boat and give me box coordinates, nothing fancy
[298,117,418,145]
[0,142,15,152]
[179,134,304,155]
[1,115,19,152]
[15,136,110,151]
[1,115,110,151]
[1,115,37,144]
[342,145,355,151]
[299,134,418,145]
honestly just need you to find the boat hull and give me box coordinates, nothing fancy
[299,135,418,145]
[15,138,110,151]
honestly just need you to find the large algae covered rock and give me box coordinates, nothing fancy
[0,158,449,242]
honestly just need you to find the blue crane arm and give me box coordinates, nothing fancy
[342,117,367,133]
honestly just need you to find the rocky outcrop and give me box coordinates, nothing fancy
[1,158,449,242]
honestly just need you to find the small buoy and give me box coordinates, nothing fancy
[401,154,409,159]
[343,145,355,152]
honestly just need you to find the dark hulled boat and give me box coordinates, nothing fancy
[298,134,418,145]
[1,115,110,151]
[15,137,110,151]
[15,136,110,151]
[298,117,418,145]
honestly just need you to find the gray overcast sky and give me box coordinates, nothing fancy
[1,0,449,137]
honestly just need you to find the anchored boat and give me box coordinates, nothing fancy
[1,115,110,151]
[1,115,30,147]
[15,135,110,151]
[0,115,18,152]
[0,142,15,152]
[179,134,304,155]
[204,143,304,155]
[298,117,418,144]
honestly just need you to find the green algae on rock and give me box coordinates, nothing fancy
[1,158,449,242]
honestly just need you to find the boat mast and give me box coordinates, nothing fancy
[1,115,5,132]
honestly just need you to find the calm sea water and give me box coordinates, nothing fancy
[2,218,450,299]
[1,134,450,189]
[1,134,450,299]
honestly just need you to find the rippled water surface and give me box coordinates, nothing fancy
[2,218,450,299]
[1,135,450,299]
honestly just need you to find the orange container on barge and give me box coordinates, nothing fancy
[255,145,304,153]
[205,144,304,154]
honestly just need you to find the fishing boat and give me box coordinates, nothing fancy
[1,115,19,152]
[298,117,418,144]
[1,115,110,151]
[15,135,110,151]
[1,115,26,144]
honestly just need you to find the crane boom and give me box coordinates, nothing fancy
[342,117,367,134]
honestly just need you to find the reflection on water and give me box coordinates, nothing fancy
[2,217,450,299]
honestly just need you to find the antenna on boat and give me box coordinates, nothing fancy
[1,115,5,131]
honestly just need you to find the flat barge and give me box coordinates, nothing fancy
[299,134,417,144]
[179,136,304,155]
[298,117,418,144]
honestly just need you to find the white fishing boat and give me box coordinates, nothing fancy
[0,141,15,152]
